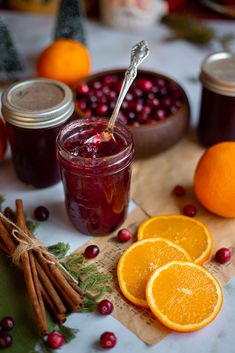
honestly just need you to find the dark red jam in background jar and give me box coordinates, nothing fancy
[1,79,74,188]
[198,52,235,147]
[56,118,134,236]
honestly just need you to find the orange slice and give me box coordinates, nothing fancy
[117,238,191,308]
[138,215,212,264]
[146,261,223,332]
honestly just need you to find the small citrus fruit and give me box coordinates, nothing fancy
[137,215,212,264]
[37,39,91,85]
[146,261,223,332]
[194,142,235,218]
[117,238,191,307]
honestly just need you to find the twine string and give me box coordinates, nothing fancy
[0,212,78,285]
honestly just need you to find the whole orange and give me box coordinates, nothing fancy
[194,142,235,218]
[36,39,91,85]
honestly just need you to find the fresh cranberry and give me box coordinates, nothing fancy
[169,105,178,114]
[117,228,132,242]
[172,185,185,197]
[1,317,14,331]
[155,109,166,120]
[92,80,102,90]
[183,204,197,217]
[96,103,108,115]
[148,97,160,108]
[103,86,110,95]
[97,300,114,315]
[131,87,142,98]
[100,332,117,349]
[137,112,148,124]
[103,75,116,85]
[162,97,172,108]
[76,82,89,95]
[85,245,100,259]
[215,248,232,264]
[155,78,166,88]
[127,111,136,120]
[0,332,12,348]
[47,331,65,349]
[34,206,49,221]
[107,91,117,100]
[142,106,151,115]
[84,109,92,117]
[137,78,153,93]
[125,93,133,102]
[76,99,87,111]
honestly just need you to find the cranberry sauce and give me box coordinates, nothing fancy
[198,87,235,147]
[6,123,62,188]
[57,118,134,236]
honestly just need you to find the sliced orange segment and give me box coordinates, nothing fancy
[117,238,191,308]
[146,261,223,332]
[138,215,212,264]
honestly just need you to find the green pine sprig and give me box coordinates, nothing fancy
[0,195,5,212]
[62,253,113,312]
[47,242,70,260]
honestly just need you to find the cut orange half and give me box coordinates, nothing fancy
[146,261,223,332]
[138,215,212,264]
[117,238,191,308]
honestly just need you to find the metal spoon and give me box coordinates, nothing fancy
[85,40,150,145]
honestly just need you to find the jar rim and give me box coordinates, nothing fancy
[57,117,134,169]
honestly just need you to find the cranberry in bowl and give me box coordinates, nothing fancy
[74,69,190,158]
[56,118,134,236]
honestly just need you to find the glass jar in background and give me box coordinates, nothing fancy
[198,52,235,147]
[56,118,134,236]
[1,78,74,188]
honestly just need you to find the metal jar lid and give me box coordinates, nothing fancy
[1,78,75,129]
[199,52,235,97]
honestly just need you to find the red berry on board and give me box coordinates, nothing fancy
[34,206,49,221]
[117,228,132,242]
[100,331,117,349]
[85,245,100,259]
[183,204,197,217]
[0,332,12,348]
[97,300,114,315]
[215,248,232,264]
[1,316,14,331]
[172,185,185,197]
[47,331,65,349]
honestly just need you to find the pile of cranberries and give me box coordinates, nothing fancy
[0,316,14,348]
[75,72,185,127]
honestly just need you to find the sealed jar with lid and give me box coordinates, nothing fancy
[1,78,74,188]
[198,52,235,147]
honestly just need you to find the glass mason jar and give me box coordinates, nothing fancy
[198,52,235,147]
[56,118,134,236]
[1,78,74,188]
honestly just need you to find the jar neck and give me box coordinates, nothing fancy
[57,118,134,176]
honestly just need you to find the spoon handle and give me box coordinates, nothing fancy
[106,40,150,132]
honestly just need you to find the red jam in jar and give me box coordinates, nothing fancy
[198,52,235,147]
[1,79,74,188]
[57,118,134,235]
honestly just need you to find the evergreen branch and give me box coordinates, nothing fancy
[26,219,40,234]
[47,242,70,259]
[0,195,5,212]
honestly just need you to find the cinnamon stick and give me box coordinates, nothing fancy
[0,219,16,255]
[35,257,67,315]
[16,199,48,336]
[39,283,66,324]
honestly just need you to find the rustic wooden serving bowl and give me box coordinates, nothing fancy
[74,69,190,158]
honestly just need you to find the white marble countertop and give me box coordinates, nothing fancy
[1,10,235,353]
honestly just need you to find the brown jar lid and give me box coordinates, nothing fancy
[1,78,74,129]
[200,52,235,97]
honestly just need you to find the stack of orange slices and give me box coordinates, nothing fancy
[117,215,223,332]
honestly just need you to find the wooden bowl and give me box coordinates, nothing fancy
[73,69,190,158]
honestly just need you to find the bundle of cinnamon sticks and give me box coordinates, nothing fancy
[0,199,83,336]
